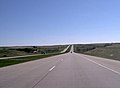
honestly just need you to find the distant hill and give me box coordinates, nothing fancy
[74,43,120,61]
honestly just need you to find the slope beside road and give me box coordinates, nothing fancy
[0,45,71,67]
[0,45,70,60]
[0,45,120,88]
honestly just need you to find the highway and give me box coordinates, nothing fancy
[60,45,71,53]
[0,45,120,88]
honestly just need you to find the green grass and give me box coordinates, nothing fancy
[0,59,26,67]
[0,45,71,68]
[85,45,120,61]
[0,45,68,58]
[74,43,120,61]
[0,49,29,57]
[74,43,112,53]
[0,53,63,67]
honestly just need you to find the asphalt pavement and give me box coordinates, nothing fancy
[0,46,120,88]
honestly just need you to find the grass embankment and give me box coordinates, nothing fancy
[84,44,120,61]
[74,43,112,53]
[0,53,61,67]
[74,43,120,61]
[0,45,67,58]
[0,45,71,68]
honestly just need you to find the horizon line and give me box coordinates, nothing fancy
[0,42,120,47]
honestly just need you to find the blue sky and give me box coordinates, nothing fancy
[0,0,120,46]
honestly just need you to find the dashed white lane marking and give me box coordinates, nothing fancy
[49,66,56,72]
[85,57,120,75]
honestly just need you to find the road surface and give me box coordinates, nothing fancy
[60,45,70,53]
[0,45,120,88]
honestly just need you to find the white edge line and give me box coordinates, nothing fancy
[85,57,120,75]
[49,66,56,72]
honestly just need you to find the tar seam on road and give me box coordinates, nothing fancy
[31,65,57,88]
[31,58,64,88]
[31,65,56,88]
[31,71,49,88]
[84,57,120,76]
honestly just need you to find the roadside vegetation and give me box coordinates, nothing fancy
[0,45,67,58]
[74,43,120,61]
[0,45,70,67]
[0,53,61,67]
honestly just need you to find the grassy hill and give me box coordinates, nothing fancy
[74,43,112,53]
[0,45,68,58]
[74,43,120,61]
[84,43,120,61]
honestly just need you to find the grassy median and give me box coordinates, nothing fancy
[0,45,71,67]
[0,53,62,67]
